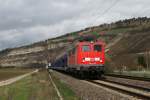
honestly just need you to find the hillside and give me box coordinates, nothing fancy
[0,17,150,71]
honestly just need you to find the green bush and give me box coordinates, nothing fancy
[138,56,146,68]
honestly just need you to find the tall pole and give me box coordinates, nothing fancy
[148,51,149,70]
[146,51,149,70]
[46,40,49,66]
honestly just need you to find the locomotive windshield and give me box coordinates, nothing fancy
[94,45,102,52]
[82,45,90,52]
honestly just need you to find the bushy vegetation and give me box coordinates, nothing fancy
[138,56,146,68]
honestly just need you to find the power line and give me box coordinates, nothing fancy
[101,0,120,16]
[91,0,121,26]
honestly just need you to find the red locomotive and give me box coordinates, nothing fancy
[50,37,105,78]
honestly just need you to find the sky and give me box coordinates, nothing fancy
[0,0,150,50]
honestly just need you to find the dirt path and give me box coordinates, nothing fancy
[0,69,38,87]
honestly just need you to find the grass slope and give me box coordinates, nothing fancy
[0,70,59,100]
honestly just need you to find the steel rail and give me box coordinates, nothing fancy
[88,80,150,100]
[105,74,150,82]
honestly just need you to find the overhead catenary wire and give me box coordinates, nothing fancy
[90,0,121,27]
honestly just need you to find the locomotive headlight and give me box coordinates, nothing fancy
[95,57,100,61]
[85,57,90,61]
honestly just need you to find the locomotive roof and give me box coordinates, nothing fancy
[76,41,105,45]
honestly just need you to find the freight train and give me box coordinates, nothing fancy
[49,38,105,78]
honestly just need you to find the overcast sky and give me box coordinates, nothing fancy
[0,0,150,50]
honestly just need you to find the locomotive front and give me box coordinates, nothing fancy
[76,41,105,74]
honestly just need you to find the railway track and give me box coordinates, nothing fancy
[105,74,150,82]
[88,79,150,100]
[51,70,150,99]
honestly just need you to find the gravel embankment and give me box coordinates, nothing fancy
[52,71,136,100]
[105,76,150,89]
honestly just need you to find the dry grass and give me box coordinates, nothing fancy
[0,68,34,81]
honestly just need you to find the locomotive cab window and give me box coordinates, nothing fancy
[82,45,90,52]
[94,45,102,52]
